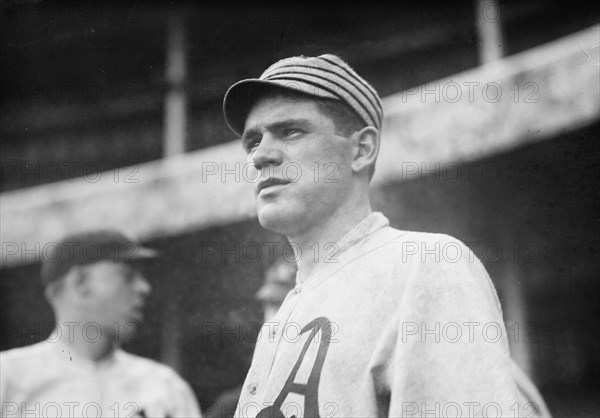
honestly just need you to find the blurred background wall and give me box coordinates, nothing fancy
[1,1,598,415]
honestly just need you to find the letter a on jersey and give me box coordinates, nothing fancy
[257,317,333,418]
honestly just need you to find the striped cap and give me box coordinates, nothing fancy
[223,54,383,136]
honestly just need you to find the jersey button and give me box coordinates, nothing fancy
[248,384,258,395]
[294,287,302,295]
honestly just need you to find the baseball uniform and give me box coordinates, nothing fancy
[234,212,550,417]
[1,338,202,417]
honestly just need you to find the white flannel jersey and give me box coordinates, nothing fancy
[235,212,551,418]
[1,339,202,418]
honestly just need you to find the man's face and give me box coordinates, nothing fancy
[80,261,151,333]
[242,93,354,236]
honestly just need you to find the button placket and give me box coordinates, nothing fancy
[248,383,258,395]
[264,290,304,377]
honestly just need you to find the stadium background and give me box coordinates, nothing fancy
[1,1,598,415]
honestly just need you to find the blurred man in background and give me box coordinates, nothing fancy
[223,53,551,417]
[205,259,296,418]
[255,259,297,322]
[0,230,202,418]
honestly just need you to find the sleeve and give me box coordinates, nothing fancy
[385,236,539,417]
[167,371,203,418]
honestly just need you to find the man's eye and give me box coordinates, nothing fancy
[122,268,136,282]
[246,140,260,153]
[283,128,302,137]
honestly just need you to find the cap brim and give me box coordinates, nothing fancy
[223,78,338,137]
[124,246,161,261]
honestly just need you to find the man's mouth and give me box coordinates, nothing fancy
[257,177,291,194]
[131,303,145,319]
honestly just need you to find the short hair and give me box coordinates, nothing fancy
[315,98,365,137]
[43,265,78,303]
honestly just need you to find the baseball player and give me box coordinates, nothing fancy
[205,259,297,418]
[255,259,298,322]
[0,230,202,418]
[222,54,551,417]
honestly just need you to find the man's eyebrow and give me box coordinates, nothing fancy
[241,119,313,145]
[270,119,312,130]
[242,119,312,138]
[241,127,261,143]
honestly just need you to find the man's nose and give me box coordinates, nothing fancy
[250,135,283,170]
[134,274,152,296]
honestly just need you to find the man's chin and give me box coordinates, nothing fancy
[110,320,141,343]
[257,206,295,234]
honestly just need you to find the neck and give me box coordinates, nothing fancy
[53,316,116,362]
[289,196,372,282]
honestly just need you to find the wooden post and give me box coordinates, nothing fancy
[163,12,188,157]
[475,0,532,376]
[475,0,505,63]
[160,10,188,372]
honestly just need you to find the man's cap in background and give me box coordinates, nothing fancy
[223,54,383,137]
[41,229,159,286]
[255,259,297,303]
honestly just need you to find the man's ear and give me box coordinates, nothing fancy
[43,282,59,302]
[44,266,89,303]
[351,126,380,175]
[65,266,91,297]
